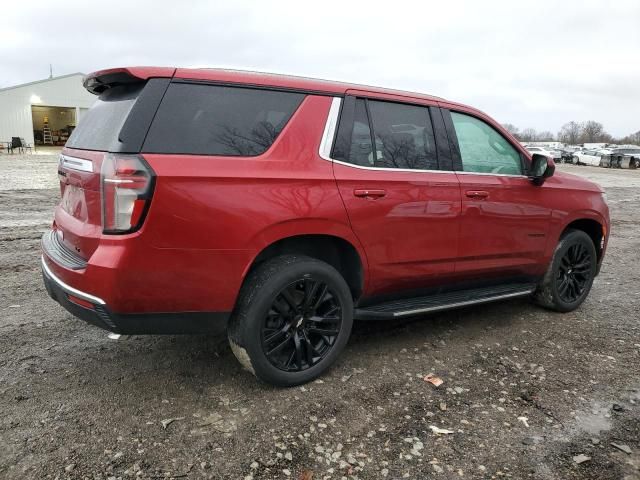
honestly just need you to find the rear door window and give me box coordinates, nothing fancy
[368,100,438,170]
[143,83,304,156]
[332,98,438,170]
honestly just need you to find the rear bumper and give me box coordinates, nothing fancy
[41,256,230,334]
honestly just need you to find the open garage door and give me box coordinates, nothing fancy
[31,105,76,146]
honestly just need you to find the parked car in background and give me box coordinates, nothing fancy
[600,146,640,168]
[572,150,605,166]
[561,146,581,163]
[525,146,561,161]
[41,66,610,386]
[549,149,563,162]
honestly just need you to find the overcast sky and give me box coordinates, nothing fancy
[2,0,638,136]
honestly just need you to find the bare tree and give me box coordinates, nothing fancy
[619,130,640,145]
[558,121,582,145]
[581,121,605,143]
[599,131,614,144]
[520,128,538,142]
[537,131,555,141]
[501,123,520,139]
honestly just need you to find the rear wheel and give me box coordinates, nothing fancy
[228,255,353,386]
[533,229,597,312]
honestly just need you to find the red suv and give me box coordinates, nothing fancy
[42,67,610,386]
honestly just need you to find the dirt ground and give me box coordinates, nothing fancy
[1,151,638,480]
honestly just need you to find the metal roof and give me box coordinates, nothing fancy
[0,73,85,93]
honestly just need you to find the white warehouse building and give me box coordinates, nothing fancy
[0,73,96,149]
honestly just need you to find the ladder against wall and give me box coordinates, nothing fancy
[42,116,53,145]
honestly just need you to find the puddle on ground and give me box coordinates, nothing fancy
[574,401,612,435]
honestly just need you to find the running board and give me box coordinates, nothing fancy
[354,283,536,320]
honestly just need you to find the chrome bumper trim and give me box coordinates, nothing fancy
[41,256,106,305]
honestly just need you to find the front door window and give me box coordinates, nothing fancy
[450,112,522,175]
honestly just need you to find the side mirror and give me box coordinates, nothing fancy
[529,153,555,185]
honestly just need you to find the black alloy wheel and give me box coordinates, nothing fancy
[228,254,353,386]
[533,229,598,312]
[556,243,593,303]
[262,278,342,372]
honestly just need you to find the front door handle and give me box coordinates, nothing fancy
[465,190,489,199]
[354,189,386,199]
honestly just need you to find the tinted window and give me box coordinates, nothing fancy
[144,83,304,156]
[333,99,438,170]
[451,112,522,175]
[368,100,438,170]
[66,83,142,151]
[332,99,374,166]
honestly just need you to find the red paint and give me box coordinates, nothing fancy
[43,67,610,318]
[84,66,176,83]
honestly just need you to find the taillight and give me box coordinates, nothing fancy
[100,153,154,234]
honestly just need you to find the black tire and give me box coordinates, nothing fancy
[533,229,597,312]
[228,254,353,386]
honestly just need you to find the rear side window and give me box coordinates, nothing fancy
[66,83,143,151]
[332,98,438,170]
[451,112,522,175]
[143,83,304,156]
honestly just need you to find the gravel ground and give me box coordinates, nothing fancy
[1,152,639,480]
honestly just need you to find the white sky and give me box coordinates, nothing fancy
[2,0,638,136]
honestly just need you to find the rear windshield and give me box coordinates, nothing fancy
[66,84,143,151]
[143,83,305,156]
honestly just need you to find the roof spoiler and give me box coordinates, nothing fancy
[83,67,176,95]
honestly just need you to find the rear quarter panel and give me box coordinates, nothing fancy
[138,95,365,312]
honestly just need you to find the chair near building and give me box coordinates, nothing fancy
[5,137,33,154]
[20,137,33,153]
[7,137,22,154]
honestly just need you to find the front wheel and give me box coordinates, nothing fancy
[533,230,597,312]
[228,255,353,386]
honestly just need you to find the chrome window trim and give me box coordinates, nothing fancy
[331,158,450,175]
[318,98,529,178]
[59,154,93,173]
[455,171,528,178]
[318,97,342,161]
[41,256,106,305]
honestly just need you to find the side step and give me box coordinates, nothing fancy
[354,283,536,320]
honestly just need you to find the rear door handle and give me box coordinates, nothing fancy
[465,190,489,199]
[354,189,386,199]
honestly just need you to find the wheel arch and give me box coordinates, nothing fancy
[561,217,605,262]
[244,233,367,301]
